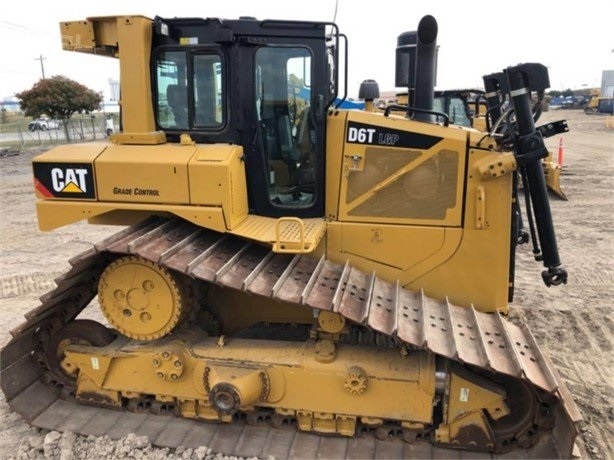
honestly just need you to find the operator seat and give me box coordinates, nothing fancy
[166,84,188,128]
[291,106,315,193]
[292,106,313,161]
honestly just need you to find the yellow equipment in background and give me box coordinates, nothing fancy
[543,149,567,200]
[585,88,614,115]
[431,89,568,201]
[585,88,602,113]
[1,14,580,458]
[381,89,568,201]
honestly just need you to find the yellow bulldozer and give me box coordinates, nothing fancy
[1,14,580,458]
[585,88,614,115]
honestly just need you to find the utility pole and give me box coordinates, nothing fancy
[34,54,46,79]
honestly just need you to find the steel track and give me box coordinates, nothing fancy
[0,217,581,458]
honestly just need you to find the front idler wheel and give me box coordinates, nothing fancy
[489,375,545,452]
[45,319,116,392]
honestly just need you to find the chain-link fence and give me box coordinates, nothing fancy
[0,115,116,149]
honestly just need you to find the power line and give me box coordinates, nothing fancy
[0,20,55,37]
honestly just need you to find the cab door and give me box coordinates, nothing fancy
[239,38,328,218]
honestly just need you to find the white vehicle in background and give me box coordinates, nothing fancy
[27,118,62,131]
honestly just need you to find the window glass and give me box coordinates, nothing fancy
[155,51,224,130]
[433,97,445,115]
[156,51,188,129]
[194,55,223,128]
[448,98,471,127]
[255,47,315,208]
[434,96,472,127]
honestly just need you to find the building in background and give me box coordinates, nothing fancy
[0,97,21,113]
[108,78,120,101]
[601,70,614,98]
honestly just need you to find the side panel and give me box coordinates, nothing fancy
[324,110,513,311]
[96,144,196,203]
[327,222,463,298]
[188,145,248,229]
[406,148,513,312]
[32,142,248,232]
[327,223,446,271]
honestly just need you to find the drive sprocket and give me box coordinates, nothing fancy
[98,255,184,340]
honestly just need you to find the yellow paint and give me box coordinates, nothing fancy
[35,200,227,232]
[337,111,466,227]
[60,16,165,143]
[64,334,437,431]
[188,144,248,229]
[33,142,249,233]
[324,111,514,311]
[96,144,195,203]
[230,215,326,253]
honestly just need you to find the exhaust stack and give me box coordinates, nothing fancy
[395,15,438,122]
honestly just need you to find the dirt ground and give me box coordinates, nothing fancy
[0,109,612,459]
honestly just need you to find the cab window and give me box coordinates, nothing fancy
[156,50,188,129]
[155,50,224,130]
[193,55,223,128]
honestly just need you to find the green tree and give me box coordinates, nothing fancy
[16,76,102,140]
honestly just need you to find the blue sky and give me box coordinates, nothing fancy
[1,0,612,100]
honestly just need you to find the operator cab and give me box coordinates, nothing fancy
[432,90,485,128]
[150,17,338,218]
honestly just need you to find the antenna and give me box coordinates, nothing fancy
[332,0,339,24]
[327,0,340,37]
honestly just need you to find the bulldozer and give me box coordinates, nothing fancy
[585,88,614,115]
[1,13,581,458]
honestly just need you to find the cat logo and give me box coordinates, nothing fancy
[51,167,88,193]
[33,162,96,200]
